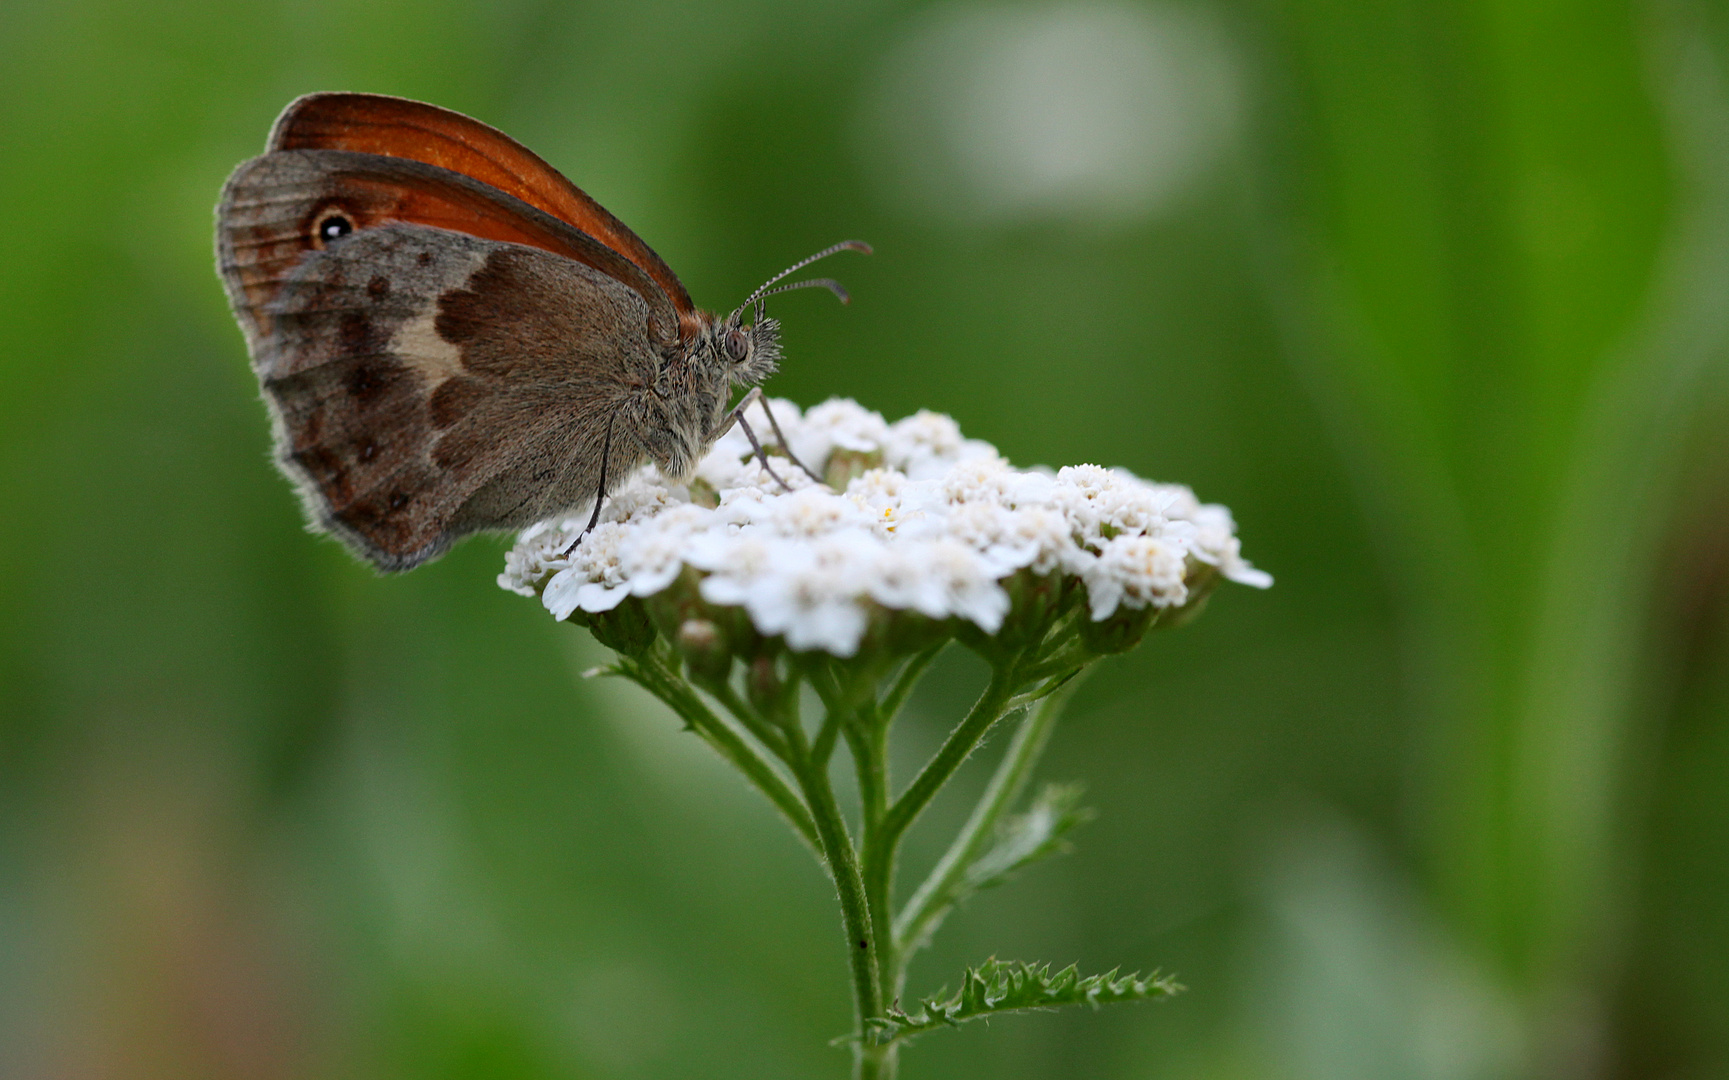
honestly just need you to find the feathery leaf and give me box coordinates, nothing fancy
[864,959,1181,1045]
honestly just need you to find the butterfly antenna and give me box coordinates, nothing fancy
[761,278,850,303]
[737,240,872,318]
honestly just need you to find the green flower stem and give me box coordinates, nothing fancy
[622,648,819,852]
[1004,667,1085,713]
[812,706,843,768]
[877,660,1022,858]
[844,718,895,1007]
[861,658,1024,1000]
[855,1038,898,1080]
[782,718,885,1074]
[622,637,1090,1080]
[847,722,890,838]
[805,657,849,710]
[700,675,789,758]
[1017,634,1092,686]
[793,662,899,1079]
[881,643,946,725]
[894,671,1086,961]
[804,662,850,767]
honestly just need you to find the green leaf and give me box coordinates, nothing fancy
[865,959,1182,1045]
[963,783,1093,894]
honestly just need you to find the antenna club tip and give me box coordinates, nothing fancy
[844,240,874,255]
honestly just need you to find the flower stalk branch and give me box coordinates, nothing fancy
[896,671,1085,961]
[612,644,818,851]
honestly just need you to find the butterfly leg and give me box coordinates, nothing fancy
[733,411,795,493]
[726,388,822,490]
[756,395,824,485]
[561,416,615,556]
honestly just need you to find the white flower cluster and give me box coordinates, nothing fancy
[500,399,1270,657]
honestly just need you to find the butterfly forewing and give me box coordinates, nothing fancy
[267,92,701,338]
[216,148,659,570]
[218,148,680,345]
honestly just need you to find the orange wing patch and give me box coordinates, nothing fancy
[218,150,680,347]
[267,92,701,339]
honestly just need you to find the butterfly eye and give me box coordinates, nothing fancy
[725,328,750,362]
[311,207,354,248]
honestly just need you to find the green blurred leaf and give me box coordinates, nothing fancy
[960,783,1093,894]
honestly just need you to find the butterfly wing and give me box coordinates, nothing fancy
[217,149,658,570]
[266,92,703,340]
[218,144,681,347]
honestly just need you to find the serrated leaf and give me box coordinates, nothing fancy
[962,783,1094,894]
[864,958,1182,1045]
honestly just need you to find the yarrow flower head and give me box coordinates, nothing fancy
[500,398,1270,665]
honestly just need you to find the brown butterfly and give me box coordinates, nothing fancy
[216,92,866,571]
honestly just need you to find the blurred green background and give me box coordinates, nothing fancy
[3,0,1727,1076]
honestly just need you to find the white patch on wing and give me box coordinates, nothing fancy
[390,307,469,385]
[389,248,488,387]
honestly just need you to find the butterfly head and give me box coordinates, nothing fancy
[714,311,783,388]
[711,239,871,389]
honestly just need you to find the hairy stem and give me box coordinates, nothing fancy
[881,643,946,726]
[860,659,1023,1001]
[878,660,1022,855]
[701,675,789,758]
[622,648,817,851]
[855,1040,898,1080]
[845,715,896,1009]
[782,713,883,1062]
[895,671,1086,961]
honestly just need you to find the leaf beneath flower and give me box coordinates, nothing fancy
[862,958,1182,1046]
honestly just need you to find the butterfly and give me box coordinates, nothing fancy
[216,92,866,570]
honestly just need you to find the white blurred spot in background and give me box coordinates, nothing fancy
[858,2,1243,226]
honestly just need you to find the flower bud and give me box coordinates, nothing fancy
[1079,602,1158,656]
[875,608,957,660]
[996,570,1074,653]
[1157,563,1221,631]
[571,596,657,658]
[825,448,884,489]
[676,618,732,683]
[747,655,785,716]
